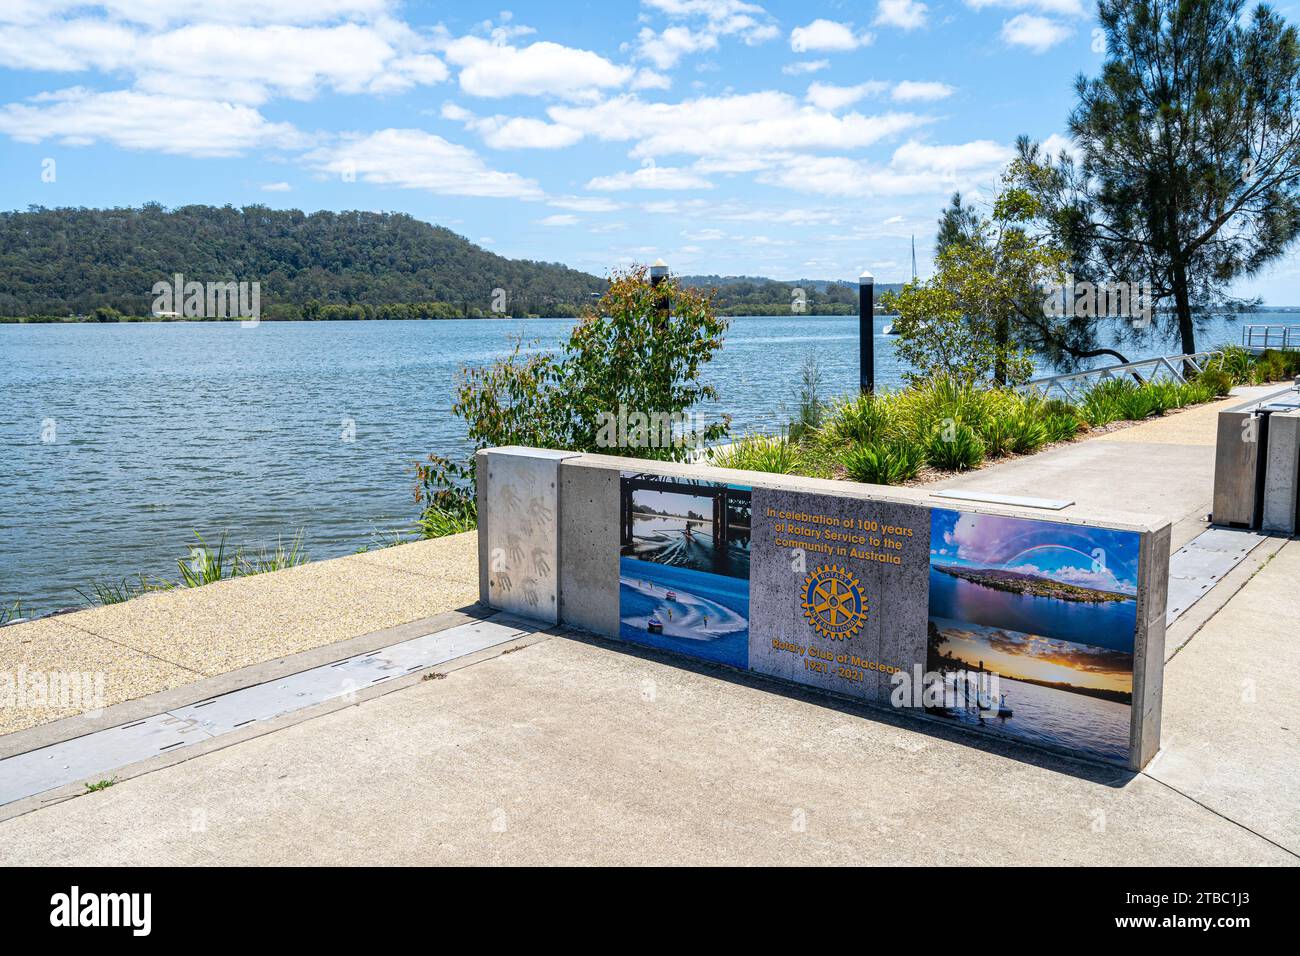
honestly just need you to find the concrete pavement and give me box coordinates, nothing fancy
[0,565,1294,864]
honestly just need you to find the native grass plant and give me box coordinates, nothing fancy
[0,600,21,626]
[78,531,309,606]
[1078,378,1218,427]
[177,531,308,587]
[713,364,1235,488]
[76,574,171,606]
[1207,345,1256,385]
[842,440,926,485]
[1203,344,1300,389]
[417,266,730,537]
[1250,348,1300,385]
[709,433,805,474]
[788,353,826,442]
[1194,367,1234,397]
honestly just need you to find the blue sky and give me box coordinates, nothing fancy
[2,0,1298,302]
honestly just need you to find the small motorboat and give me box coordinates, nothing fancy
[665,590,676,601]
[882,322,898,335]
[647,615,664,634]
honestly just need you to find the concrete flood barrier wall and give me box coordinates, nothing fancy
[477,447,1170,771]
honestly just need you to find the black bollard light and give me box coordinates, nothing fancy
[859,269,874,394]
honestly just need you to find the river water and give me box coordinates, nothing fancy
[0,312,1281,610]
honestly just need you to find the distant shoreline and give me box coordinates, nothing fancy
[6,306,1293,326]
[0,311,897,324]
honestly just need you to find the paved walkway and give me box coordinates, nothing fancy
[0,538,1295,864]
[0,533,479,735]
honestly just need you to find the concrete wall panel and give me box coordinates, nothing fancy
[557,459,621,638]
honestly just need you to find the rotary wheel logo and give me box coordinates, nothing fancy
[801,565,868,640]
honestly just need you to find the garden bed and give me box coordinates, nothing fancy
[709,346,1300,488]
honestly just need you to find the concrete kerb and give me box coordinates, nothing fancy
[0,609,558,824]
[0,605,489,762]
[479,447,1173,772]
[1163,533,1290,659]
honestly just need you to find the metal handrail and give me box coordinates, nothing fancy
[1018,351,1223,403]
[1242,324,1300,351]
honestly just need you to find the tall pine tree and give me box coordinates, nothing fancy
[1024,0,1300,354]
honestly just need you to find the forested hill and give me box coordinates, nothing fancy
[678,275,906,315]
[0,205,605,319]
[0,205,903,320]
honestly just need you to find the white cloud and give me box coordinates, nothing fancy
[758,138,1013,196]
[874,0,929,31]
[441,35,632,100]
[0,16,448,105]
[1001,13,1073,53]
[806,81,888,111]
[636,0,778,69]
[636,25,718,70]
[306,128,543,199]
[790,19,874,53]
[782,59,829,75]
[632,68,672,90]
[547,91,930,160]
[536,214,579,226]
[260,181,292,191]
[139,23,447,104]
[0,87,305,157]
[891,80,955,102]
[10,1,396,28]
[587,164,714,191]
[548,195,622,212]
[0,18,139,72]
[1039,132,1078,160]
[441,104,584,149]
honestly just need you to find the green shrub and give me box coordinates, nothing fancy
[818,392,900,447]
[1143,381,1182,414]
[1043,410,1083,443]
[899,376,995,436]
[1008,412,1049,454]
[712,434,804,474]
[1176,380,1216,405]
[974,389,1031,458]
[1207,345,1255,384]
[1116,385,1163,421]
[1036,398,1085,442]
[925,421,986,471]
[979,413,1016,458]
[1080,379,1135,425]
[1195,368,1234,397]
[1254,349,1300,384]
[842,440,925,485]
[416,504,477,538]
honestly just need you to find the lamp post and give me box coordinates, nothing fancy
[859,269,874,394]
